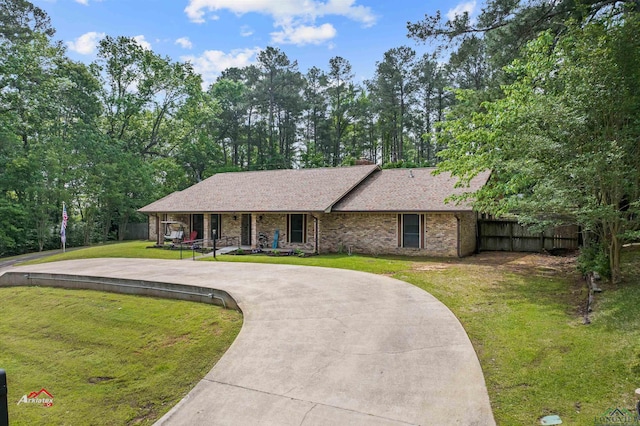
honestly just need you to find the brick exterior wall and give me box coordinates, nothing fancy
[254,214,316,251]
[319,213,397,255]
[319,212,475,257]
[458,212,478,257]
[149,215,158,243]
[424,213,458,257]
[148,211,477,257]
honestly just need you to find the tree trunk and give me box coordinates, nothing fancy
[609,233,621,284]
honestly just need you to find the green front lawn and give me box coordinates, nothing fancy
[0,287,242,425]
[9,242,640,425]
[21,241,191,264]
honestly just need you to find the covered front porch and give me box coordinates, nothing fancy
[149,212,320,253]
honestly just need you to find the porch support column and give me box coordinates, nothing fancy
[251,214,258,248]
[203,214,211,248]
[156,214,162,246]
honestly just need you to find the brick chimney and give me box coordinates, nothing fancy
[355,157,375,165]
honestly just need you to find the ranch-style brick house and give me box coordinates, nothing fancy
[138,165,491,257]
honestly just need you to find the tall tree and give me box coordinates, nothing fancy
[370,47,416,164]
[407,0,638,63]
[301,66,330,167]
[437,15,640,283]
[0,0,54,43]
[255,47,303,168]
[411,53,449,165]
[0,9,73,252]
[446,36,492,90]
[326,56,354,166]
[209,78,247,167]
[93,36,201,157]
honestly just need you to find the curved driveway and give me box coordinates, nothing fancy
[4,259,494,425]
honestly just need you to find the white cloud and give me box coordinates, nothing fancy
[175,37,193,49]
[271,23,336,45]
[66,31,105,55]
[185,0,376,24]
[184,0,376,46]
[182,47,261,87]
[133,35,152,50]
[240,25,254,37]
[320,0,376,27]
[447,0,477,21]
[75,0,89,4]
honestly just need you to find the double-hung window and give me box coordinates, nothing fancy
[399,214,422,248]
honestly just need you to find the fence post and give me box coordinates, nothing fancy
[509,222,514,252]
[0,369,8,426]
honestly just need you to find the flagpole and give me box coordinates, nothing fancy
[61,202,67,253]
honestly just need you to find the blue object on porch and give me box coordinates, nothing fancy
[272,229,279,249]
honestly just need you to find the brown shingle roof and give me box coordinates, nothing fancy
[138,164,379,213]
[332,168,491,212]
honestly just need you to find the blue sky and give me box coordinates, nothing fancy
[33,0,478,86]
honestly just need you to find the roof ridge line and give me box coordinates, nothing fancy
[324,164,381,213]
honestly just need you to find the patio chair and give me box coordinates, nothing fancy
[182,231,198,245]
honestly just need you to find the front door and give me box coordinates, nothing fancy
[241,214,251,246]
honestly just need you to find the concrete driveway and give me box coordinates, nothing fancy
[2,259,495,425]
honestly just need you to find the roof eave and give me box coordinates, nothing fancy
[331,208,476,213]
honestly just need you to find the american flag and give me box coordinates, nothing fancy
[61,203,68,244]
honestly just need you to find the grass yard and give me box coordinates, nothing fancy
[20,241,191,264]
[0,287,242,425]
[9,242,640,424]
[401,250,640,424]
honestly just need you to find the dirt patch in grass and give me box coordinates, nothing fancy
[463,251,578,273]
[408,251,579,277]
[413,263,451,271]
[495,252,588,319]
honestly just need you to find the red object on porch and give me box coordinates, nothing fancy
[182,231,198,245]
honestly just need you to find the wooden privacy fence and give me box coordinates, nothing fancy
[478,220,579,252]
[123,222,149,240]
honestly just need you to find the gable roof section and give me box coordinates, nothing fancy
[332,168,491,212]
[139,164,379,213]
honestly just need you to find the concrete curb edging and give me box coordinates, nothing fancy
[0,271,238,311]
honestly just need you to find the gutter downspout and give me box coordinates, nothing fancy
[155,214,161,246]
[475,211,481,254]
[455,214,461,258]
[311,215,319,254]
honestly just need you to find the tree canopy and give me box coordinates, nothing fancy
[437,13,640,282]
[0,0,638,283]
